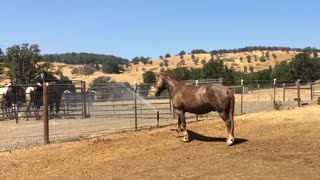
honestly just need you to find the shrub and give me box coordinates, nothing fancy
[71,68,80,75]
[82,65,95,76]
[273,101,282,110]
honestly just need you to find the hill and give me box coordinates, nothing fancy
[53,50,299,86]
[0,50,302,87]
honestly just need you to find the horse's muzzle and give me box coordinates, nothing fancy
[155,91,160,96]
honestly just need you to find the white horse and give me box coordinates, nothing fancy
[0,84,26,119]
[0,84,11,118]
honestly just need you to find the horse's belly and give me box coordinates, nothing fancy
[184,105,215,115]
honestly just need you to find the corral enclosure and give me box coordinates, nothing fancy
[0,79,319,151]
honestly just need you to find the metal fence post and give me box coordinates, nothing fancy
[156,110,159,127]
[134,81,137,130]
[43,82,49,145]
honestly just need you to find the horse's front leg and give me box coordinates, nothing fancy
[25,101,31,121]
[49,103,54,119]
[176,110,188,142]
[56,100,61,117]
[177,115,181,132]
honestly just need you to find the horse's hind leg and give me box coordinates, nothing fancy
[219,111,234,146]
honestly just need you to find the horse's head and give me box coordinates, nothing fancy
[64,80,76,94]
[155,73,166,96]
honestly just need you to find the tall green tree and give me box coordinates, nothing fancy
[201,60,224,79]
[142,71,156,83]
[289,53,320,81]
[102,61,120,74]
[4,44,49,84]
[271,61,291,81]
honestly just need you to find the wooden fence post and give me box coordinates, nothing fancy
[219,78,223,85]
[241,79,244,114]
[43,82,49,145]
[196,80,199,121]
[82,81,87,118]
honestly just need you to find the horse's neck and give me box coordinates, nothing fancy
[164,77,181,95]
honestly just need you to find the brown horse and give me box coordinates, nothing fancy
[155,73,235,145]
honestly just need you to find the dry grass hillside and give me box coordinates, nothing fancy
[62,50,298,86]
[1,50,299,87]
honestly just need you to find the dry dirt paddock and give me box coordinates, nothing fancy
[1,106,320,180]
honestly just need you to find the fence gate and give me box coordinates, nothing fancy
[313,81,320,99]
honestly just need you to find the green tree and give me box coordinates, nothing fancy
[265,51,270,60]
[142,71,156,83]
[191,54,195,61]
[271,61,290,81]
[4,44,49,84]
[246,55,251,63]
[260,56,266,62]
[165,53,171,58]
[82,64,95,75]
[95,64,100,71]
[90,76,111,87]
[138,83,151,97]
[179,50,186,60]
[289,53,320,81]
[163,59,169,67]
[314,52,318,58]
[201,60,224,79]
[166,67,191,80]
[102,61,120,74]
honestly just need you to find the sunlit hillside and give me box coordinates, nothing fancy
[1,50,300,87]
[59,50,300,86]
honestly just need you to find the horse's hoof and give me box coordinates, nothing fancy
[227,139,234,146]
[182,139,189,143]
[182,137,189,142]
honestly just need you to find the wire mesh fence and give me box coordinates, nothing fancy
[0,79,319,151]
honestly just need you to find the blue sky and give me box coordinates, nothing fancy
[1,0,320,60]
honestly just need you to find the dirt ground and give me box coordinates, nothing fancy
[1,105,320,180]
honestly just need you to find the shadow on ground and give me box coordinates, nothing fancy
[188,130,248,145]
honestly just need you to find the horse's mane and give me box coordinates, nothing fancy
[160,73,182,82]
[35,71,59,83]
[42,71,59,80]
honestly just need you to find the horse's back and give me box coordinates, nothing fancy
[206,84,234,111]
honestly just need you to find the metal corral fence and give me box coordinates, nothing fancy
[1,79,319,151]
